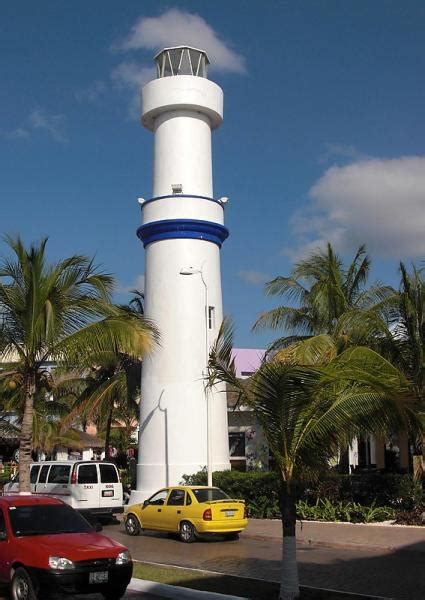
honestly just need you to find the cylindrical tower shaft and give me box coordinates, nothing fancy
[132,47,230,502]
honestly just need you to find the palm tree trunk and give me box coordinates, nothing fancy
[279,480,300,600]
[19,373,36,493]
[104,402,113,460]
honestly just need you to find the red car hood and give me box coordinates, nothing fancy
[17,532,126,562]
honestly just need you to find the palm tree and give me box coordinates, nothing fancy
[0,236,157,492]
[129,289,145,315]
[59,352,141,459]
[253,243,393,355]
[208,323,421,600]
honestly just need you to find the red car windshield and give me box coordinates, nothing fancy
[192,488,229,502]
[9,504,93,536]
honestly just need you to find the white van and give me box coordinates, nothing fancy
[3,461,124,519]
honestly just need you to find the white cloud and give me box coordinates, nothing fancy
[75,80,106,103]
[287,156,425,260]
[319,143,371,164]
[112,9,246,119]
[1,110,68,143]
[29,109,68,142]
[238,270,271,285]
[116,9,246,75]
[111,63,155,119]
[117,274,145,295]
[1,127,30,140]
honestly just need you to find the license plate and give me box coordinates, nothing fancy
[89,571,108,584]
[102,490,114,497]
[225,510,236,517]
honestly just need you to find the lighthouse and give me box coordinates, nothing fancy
[132,47,231,502]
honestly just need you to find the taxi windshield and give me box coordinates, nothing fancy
[9,504,93,536]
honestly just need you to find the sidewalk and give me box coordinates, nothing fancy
[244,518,425,552]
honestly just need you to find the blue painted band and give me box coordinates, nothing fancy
[141,194,222,208]
[137,219,229,248]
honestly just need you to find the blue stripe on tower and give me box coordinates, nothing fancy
[137,219,229,248]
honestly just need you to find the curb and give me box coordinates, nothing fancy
[243,531,425,555]
[128,577,248,599]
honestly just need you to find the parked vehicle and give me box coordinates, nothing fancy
[125,485,248,542]
[3,461,124,520]
[0,494,132,600]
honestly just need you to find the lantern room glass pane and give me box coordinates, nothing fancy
[155,47,209,79]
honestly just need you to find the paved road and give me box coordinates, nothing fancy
[100,522,424,600]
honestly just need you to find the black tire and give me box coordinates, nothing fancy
[225,532,240,541]
[11,567,38,600]
[102,586,128,600]
[125,513,141,536]
[179,520,196,543]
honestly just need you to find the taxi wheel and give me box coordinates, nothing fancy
[11,567,38,600]
[179,520,196,543]
[125,513,141,536]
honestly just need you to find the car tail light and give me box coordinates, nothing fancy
[203,508,212,521]
[70,466,77,484]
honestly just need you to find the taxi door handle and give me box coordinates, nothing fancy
[177,510,181,514]
[157,509,162,512]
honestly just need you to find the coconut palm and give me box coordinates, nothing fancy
[59,352,141,459]
[253,243,394,355]
[0,235,158,492]
[207,322,421,600]
[390,263,424,406]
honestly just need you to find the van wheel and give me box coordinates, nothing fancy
[11,567,38,600]
[125,514,140,536]
[179,520,196,543]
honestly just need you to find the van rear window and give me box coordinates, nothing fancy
[99,464,118,483]
[30,466,40,484]
[48,465,71,484]
[78,464,97,484]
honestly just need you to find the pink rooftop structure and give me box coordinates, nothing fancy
[231,348,265,379]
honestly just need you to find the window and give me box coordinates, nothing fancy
[77,464,97,484]
[186,493,192,506]
[38,465,50,484]
[0,509,6,537]
[208,306,215,330]
[48,465,71,484]
[148,490,168,506]
[9,504,92,537]
[167,489,185,506]
[30,466,40,484]
[192,488,229,503]
[99,464,118,483]
[229,432,246,458]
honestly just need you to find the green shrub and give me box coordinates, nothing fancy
[182,469,419,522]
[295,498,395,523]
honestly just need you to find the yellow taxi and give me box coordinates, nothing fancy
[124,486,247,542]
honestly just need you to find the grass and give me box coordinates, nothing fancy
[132,561,380,599]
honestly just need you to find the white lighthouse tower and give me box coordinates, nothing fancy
[132,47,231,502]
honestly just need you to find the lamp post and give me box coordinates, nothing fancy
[179,266,213,487]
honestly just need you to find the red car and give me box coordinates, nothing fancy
[0,495,132,600]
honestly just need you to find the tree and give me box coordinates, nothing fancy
[253,243,393,355]
[208,322,421,600]
[0,236,157,492]
[59,352,141,459]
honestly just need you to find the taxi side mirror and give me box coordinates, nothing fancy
[0,532,7,541]
[143,500,149,508]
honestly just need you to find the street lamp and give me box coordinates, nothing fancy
[179,266,213,487]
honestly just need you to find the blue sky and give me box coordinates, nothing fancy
[1,1,424,348]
